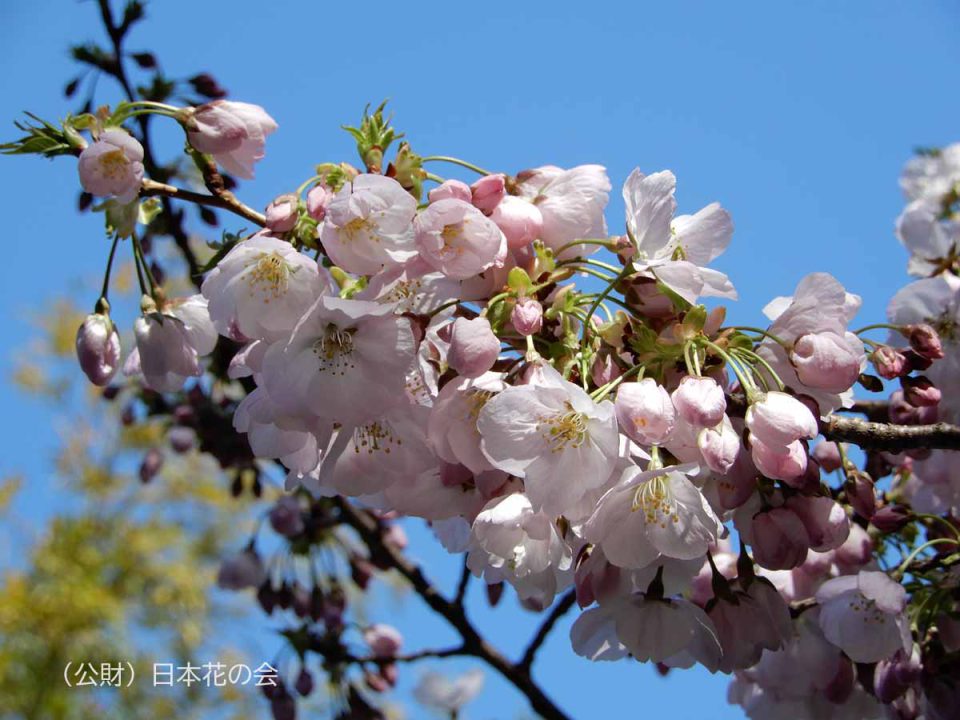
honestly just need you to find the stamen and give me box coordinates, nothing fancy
[353,421,402,455]
[631,475,680,527]
[312,325,357,376]
[247,252,290,302]
[537,404,588,453]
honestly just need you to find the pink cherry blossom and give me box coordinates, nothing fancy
[614,378,676,446]
[816,570,911,663]
[511,298,543,336]
[129,294,218,392]
[751,507,810,570]
[427,372,505,474]
[750,436,808,483]
[77,129,144,203]
[305,183,334,221]
[470,174,505,215]
[184,100,277,179]
[697,416,740,474]
[428,179,471,204]
[264,193,299,233]
[363,624,403,658]
[745,390,818,449]
[202,233,329,342]
[671,375,726,428]
[785,495,850,552]
[447,316,500,378]
[319,173,418,275]
[790,331,864,393]
[415,198,507,279]
[490,196,544,250]
[76,313,121,386]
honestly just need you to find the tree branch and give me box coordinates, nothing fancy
[454,558,471,607]
[332,497,572,720]
[820,414,960,452]
[349,646,468,665]
[141,178,266,228]
[518,590,576,672]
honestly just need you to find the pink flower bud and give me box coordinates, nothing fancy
[790,332,863,393]
[217,548,266,590]
[845,471,876,519]
[511,298,543,336]
[751,507,810,570]
[745,391,818,448]
[185,100,277,179]
[139,448,164,483]
[750,437,808,483]
[615,378,676,446]
[490,196,543,250]
[265,193,299,233]
[428,179,471,204]
[447,317,500,378]
[306,184,334,221]
[871,505,911,534]
[871,346,908,379]
[168,426,196,453]
[363,623,403,658]
[874,649,922,704]
[888,390,937,424]
[905,323,944,360]
[591,353,621,387]
[671,376,726,428]
[76,313,121,386]
[697,417,740,474]
[269,495,305,538]
[470,174,506,214]
[811,441,842,472]
[77,129,145,203]
[785,495,850,552]
[901,375,941,408]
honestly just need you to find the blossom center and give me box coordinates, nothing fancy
[247,252,290,301]
[312,325,357,376]
[342,216,378,242]
[847,595,888,624]
[98,148,130,180]
[440,221,467,256]
[538,405,588,453]
[354,421,402,455]
[632,475,679,527]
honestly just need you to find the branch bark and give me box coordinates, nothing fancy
[820,414,960,452]
[518,590,576,672]
[141,178,266,228]
[333,497,572,720]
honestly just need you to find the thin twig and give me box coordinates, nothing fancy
[141,178,266,228]
[454,559,471,607]
[518,590,577,672]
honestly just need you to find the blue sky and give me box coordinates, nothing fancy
[1,1,959,718]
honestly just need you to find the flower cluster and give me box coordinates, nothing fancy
[9,85,960,720]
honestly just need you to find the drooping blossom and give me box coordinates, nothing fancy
[815,570,911,663]
[77,129,144,203]
[428,372,505,474]
[745,391,818,449]
[319,173,418,275]
[202,233,329,341]
[614,378,676,446]
[447,316,501,378]
[184,100,277,179]
[671,375,726,428]
[128,294,218,392]
[584,463,724,567]
[490,196,544,250]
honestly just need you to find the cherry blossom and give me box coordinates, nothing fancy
[77,129,144,203]
[183,100,277,179]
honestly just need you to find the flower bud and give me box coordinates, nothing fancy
[745,391,818,448]
[874,649,922,704]
[750,437,808,483]
[751,507,810,570]
[168,426,196,453]
[139,448,164,483]
[447,317,500,378]
[888,390,937,425]
[823,657,855,705]
[785,495,849,552]
[217,548,266,590]
[905,323,944,360]
[900,375,941,408]
[697,417,740,474]
[490,196,543,249]
[790,332,863,393]
[902,349,932,372]
[76,313,121,386]
[511,298,543,336]
[812,441,842,473]
[591,353,621,387]
[269,495,305,538]
[363,623,403,658]
[871,345,908,379]
[265,193,299,233]
[305,184,333,221]
[428,179,471,204]
[470,174,506,214]
[844,470,876,519]
[295,668,314,697]
[871,505,911,534]
[671,376,726,428]
[615,378,676,446]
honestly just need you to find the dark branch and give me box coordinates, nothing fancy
[141,178,266,228]
[820,415,960,452]
[454,558,471,607]
[518,590,577,672]
[332,497,572,720]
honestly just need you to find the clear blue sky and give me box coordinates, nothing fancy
[1,1,959,718]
